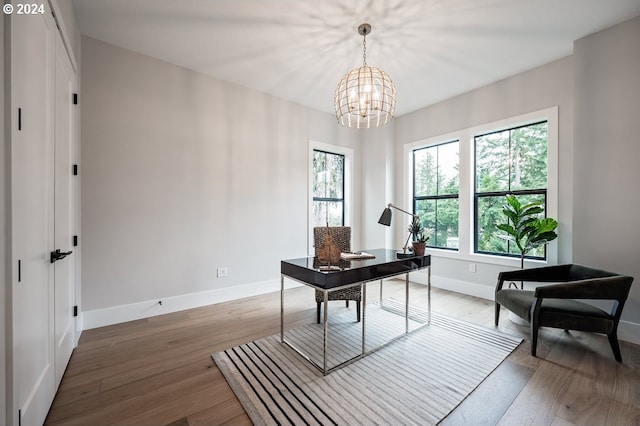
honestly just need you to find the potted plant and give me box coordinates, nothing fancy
[408,216,429,256]
[497,194,558,277]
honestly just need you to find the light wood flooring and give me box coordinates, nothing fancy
[45,281,640,425]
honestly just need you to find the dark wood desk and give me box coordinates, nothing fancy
[280,248,431,374]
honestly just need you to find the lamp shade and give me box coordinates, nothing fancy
[378,207,392,226]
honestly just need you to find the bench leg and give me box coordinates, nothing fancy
[495,303,501,326]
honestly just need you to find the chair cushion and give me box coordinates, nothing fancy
[315,286,362,303]
[496,289,612,323]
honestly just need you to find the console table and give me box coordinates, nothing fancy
[280,248,431,375]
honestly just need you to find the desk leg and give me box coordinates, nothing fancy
[362,283,366,355]
[428,265,431,324]
[323,290,328,375]
[405,272,410,333]
[280,274,284,343]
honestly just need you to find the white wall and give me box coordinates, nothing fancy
[80,37,361,324]
[391,56,574,298]
[360,124,395,250]
[573,16,640,326]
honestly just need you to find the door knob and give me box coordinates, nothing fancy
[50,249,72,264]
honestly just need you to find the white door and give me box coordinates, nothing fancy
[53,33,76,387]
[11,9,56,426]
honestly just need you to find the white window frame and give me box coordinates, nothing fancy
[308,140,353,255]
[404,106,558,268]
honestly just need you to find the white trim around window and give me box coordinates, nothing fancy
[308,140,354,255]
[403,106,559,268]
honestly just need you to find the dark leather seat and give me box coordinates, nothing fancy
[495,264,633,362]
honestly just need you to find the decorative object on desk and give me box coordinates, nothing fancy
[340,251,375,260]
[213,301,522,425]
[312,226,361,323]
[334,23,396,129]
[497,194,558,288]
[316,226,341,267]
[408,216,429,257]
[378,203,419,258]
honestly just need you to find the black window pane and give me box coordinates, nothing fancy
[438,142,459,196]
[475,130,509,192]
[415,199,435,241]
[312,149,345,226]
[510,123,548,191]
[414,147,437,197]
[476,195,508,254]
[477,193,547,257]
[436,198,459,248]
[313,201,343,227]
[313,151,344,199]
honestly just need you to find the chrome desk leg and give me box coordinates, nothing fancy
[405,272,409,333]
[379,279,383,306]
[362,283,366,354]
[428,265,431,324]
[280,274,284,342]
[323,290,328,375]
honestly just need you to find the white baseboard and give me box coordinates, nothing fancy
[403,270,495,301]
[82,278,300,330]
[83,273,640,347]
[618,321,640,346]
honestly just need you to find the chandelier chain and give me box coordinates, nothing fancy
[362,35,367,67]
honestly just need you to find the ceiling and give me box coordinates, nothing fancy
[71,0,640,117]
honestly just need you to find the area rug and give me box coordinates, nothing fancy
[212,299,522,426]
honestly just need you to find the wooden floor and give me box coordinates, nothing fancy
[45,281,640,425]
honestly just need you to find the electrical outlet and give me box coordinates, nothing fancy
[469,263,476,273]
[217,267,228,278]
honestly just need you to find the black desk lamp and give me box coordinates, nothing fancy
[378,203,417,258]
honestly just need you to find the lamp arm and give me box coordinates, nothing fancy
[388,203,417,218]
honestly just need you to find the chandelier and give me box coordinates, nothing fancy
[334,23,396,128]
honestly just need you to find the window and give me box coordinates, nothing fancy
[474,121,549,258]
[404,107,557,267]
[312,149,345,227]
[413,141,459,249]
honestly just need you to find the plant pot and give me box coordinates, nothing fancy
[412,242,426,256]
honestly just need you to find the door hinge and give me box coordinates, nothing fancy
[73,164,78,175]
[73,93,78,105]
[73,235,78,246]
[18,108,22,130]
[73,305,78,317]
